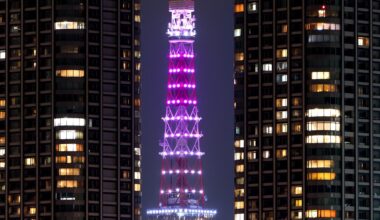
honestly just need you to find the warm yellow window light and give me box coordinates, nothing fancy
[236,164,245,173]
[276,123,288,134]
[0,99,5,107]
[291,186,302,195]
[56,69,85,77]
[57,180,79,188]
[305,22,340,31]
[305,210,337,218]
[58,168,80,176]
[235,4,244,13]
[134,183,141,192]
[294,199,303,207]
[310,84,337,92]
[276,49,288,58]
[306,108,340,117]
[56,143,84,152]
[311,71,330,80]
[358,36,370,46]
[307,160,334,169]
[235,52,244,61]
[276,149,287,159]
[307,172,336,180]
[234,201,245,209]
[307,121,340,131]
[276,98,288,108]
[0,111,5,119]
[306,135,341,144]
[24,157,35,166]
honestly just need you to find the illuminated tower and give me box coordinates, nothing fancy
[147,0,217,219]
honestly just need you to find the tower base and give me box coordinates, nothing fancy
[147,208,217,220]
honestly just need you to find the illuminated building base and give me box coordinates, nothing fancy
[146,208,217,220]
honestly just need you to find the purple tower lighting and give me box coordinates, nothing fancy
[147,0,217,219]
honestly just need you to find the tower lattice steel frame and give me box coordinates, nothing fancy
[147,0,217,219]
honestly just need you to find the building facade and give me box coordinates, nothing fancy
[0,0,141,219]
[234,0,380,219]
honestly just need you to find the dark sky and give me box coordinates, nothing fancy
[140,0,234,219]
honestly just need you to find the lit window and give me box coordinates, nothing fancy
[0,148,5,156]
[263,63,272,71]
[235,188,245,197]
[55,21,85,30]
[307,172,336,180]
[235,53,244,61]
[263,150,271,159]
[58,168,80,176]
[0,99,5,107]
[294,199,303,207]
[277,61,288,71]
[307,121,340,131]
[311,71,330,80]
[57,180,79,188]
[276,123,288,134]
[134,172,141,180]
[292,122,302,132]
[263,125,273,134]
[291,186,302,195]
[235,4,244,13]
[310,84,337,92]
[305,210,337,218]
[276,111,288,120]
[55,156,85,164]
[235,213,245,220]
[276,149,287,159]
[134,15,141,22]
[56,130,84,140]
[358,36,370,46]
[306,108,340,117]
[0,159,5,168]
[276,74,288,83]
[292,97,301,106]
[305,23,340,31]
[234,201,245,209]
[234,28,242,37]
[54,118,85,127]
[279,24,288,33]
[247,151,257,161]
[306,135,341,144]
[0,50,5,60]
[24,157,35,166]
[234,139,245,148]
[291,211,303,219]
[307,160,334,168]
[276,98,287,108]
[56,69,85,77]
[0,136,5,144]
[56,144,84,152]
[235,152,244,160]
[134,183,141,192]
[28,207,36,215]
[236,164,244,173]
[0,111,5,119]
[248,2,257,12]
[276,49,288,58]
[318,9,326,17]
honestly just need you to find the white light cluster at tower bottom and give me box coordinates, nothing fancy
[147,208,217,218]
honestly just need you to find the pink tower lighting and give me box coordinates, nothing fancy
[147,0,217,219]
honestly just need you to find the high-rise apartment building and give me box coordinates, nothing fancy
[0,0,141,219]
[234,0,380,219]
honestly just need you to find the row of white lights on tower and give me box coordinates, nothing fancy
[163,116,201,121]
[164,133,202,138]
[169,68,195,73]
[160,151,204,156]
[168,83,196,89]
[162,169,202,175]
[160,189,204,194]
[169,54,195,58]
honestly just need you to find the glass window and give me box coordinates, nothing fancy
[310,84,337,92]
[235,201,245,209]
[235,4,244,13]
[58,168,80,176]
[307,121,341,131]
[235,53,244,61]
[276,149,287,159]
[54,118,85,127]
[307,160,334,168]
[276,98,287,108]
[305,23,340,31]
[234,139,245,148]
[276,49,288,58]
[0,50,5,59]
[306,108,340,117]
[305,210,336,218]
[56,69,85,77]
[234,28,242,37]
[276,123,288,134]
[263,125,273,134]
[24,157,35,166]
[276,111,288,120]
[307,172,336,180]
[55,21,85,30]
[291,186,302,195]
[134,183,141,192]
[235,213,245,220]
[236,164,244,173]
[276,74,288,83]
[263,150,271,159]
[56,144,84,152]
[248,2,257,12]
[56,180,79,188]
[311,71,330,80]
[358,37,370,46]
[306,135,341,144]
[263,63,272,71]
[56,130,83,140]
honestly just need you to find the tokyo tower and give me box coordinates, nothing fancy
[146,0,217,219]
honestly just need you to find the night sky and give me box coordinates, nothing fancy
[140,0,234,219]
